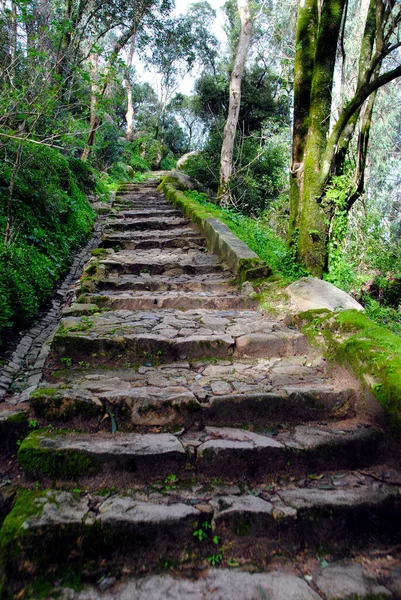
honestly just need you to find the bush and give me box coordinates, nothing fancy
[130,155,150,173]
[160,155,177,170]
[181,127,289,216]
[0,141,95,344]
[67,158,96,194]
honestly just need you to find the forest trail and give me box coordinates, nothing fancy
[2,180,401,599]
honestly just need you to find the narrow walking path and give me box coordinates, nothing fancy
[2,180,401,599]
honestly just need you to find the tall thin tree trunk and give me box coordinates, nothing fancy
[82,22,139,160]
[218,0,254,206]
[81,53,99,161]
[125,36,136,142]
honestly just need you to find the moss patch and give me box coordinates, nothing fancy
[298,308,401,432]
[18,430,99,479]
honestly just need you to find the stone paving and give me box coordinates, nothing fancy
[1,179,401,599]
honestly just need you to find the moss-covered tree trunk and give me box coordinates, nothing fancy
[290,0,347,276]
[289,0,401,277]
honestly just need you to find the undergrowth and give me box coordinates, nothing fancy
[0,142,97,344]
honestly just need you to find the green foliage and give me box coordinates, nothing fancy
[0,141,95,344]
[67,158,96,195]
[160,155,177,170]
[130,155,151,173]
[132,136,165,170]
[182,126,290,215]
[183,190,307,278]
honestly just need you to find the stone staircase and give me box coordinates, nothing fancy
[1,180,401,599]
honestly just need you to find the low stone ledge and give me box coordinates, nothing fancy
[158,179,271,281]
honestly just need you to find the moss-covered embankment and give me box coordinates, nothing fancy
[0,142,100,345]
[297,308,401,432]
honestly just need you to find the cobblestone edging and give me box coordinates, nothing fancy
[0,205,111,405]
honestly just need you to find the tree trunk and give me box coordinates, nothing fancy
[218,0,254,206]
[81,53,99,161]
[82,22,139,160]
[290,0,347,276]
[125,36,136,142]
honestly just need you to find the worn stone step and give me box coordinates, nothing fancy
[101,233,205,250]
[1,490,202,595]
[2,480,400,596]
[96,249,224,277]
[94,273,235,293]
[51,309,307,366]
[193,425,382,479]
[107,217,190,231]
[32,355,354,426]
[53,564,399,600]
[112,200,170,209]
[102,227,201,242]
[115,209,182,218]
[31,378,356,429]
[79,292,256,311]
[18,425,382,481]
[18,431,186,479]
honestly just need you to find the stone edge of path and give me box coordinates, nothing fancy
[158,178,272,280]
[0,197,114,405]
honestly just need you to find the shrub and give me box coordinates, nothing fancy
[0,141,95,344]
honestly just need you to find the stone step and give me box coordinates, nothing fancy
[79,291,256,311]
[3,478,400,595]
[100,228,205,250]
[31,377,356,428]
[103,235,205,250]
[93,273,235,293]
[51,564,400,600]
[92,273,234,293]
[96,250,224,277]
[115,209,182,218]
[112,200,170,208]
[18,425,382,481]
[106,216,190,231]
[51,309,308,366]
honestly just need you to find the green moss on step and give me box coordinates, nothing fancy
[91,248,107,257]
[18,431,99,478]
[0,489,44,551]
[6,412,28,425]
[299,309,401,432]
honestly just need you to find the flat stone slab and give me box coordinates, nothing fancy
[81,292,255,311]
[60,569,321,600]
[17,423,381,480]
[107,216,190,231]
[278,483,399,511]
[315,563,392,599]
[52,309,308,365]
[98,248,222,276]
[287,277,364,312]
[18,431,186,478]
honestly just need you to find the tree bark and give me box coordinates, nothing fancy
[290,0,347,275]
[81,21,139,160]
[125,36,136,142]
[81,52,99,161]
[218,0,254,206]
[289,0,401,277]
